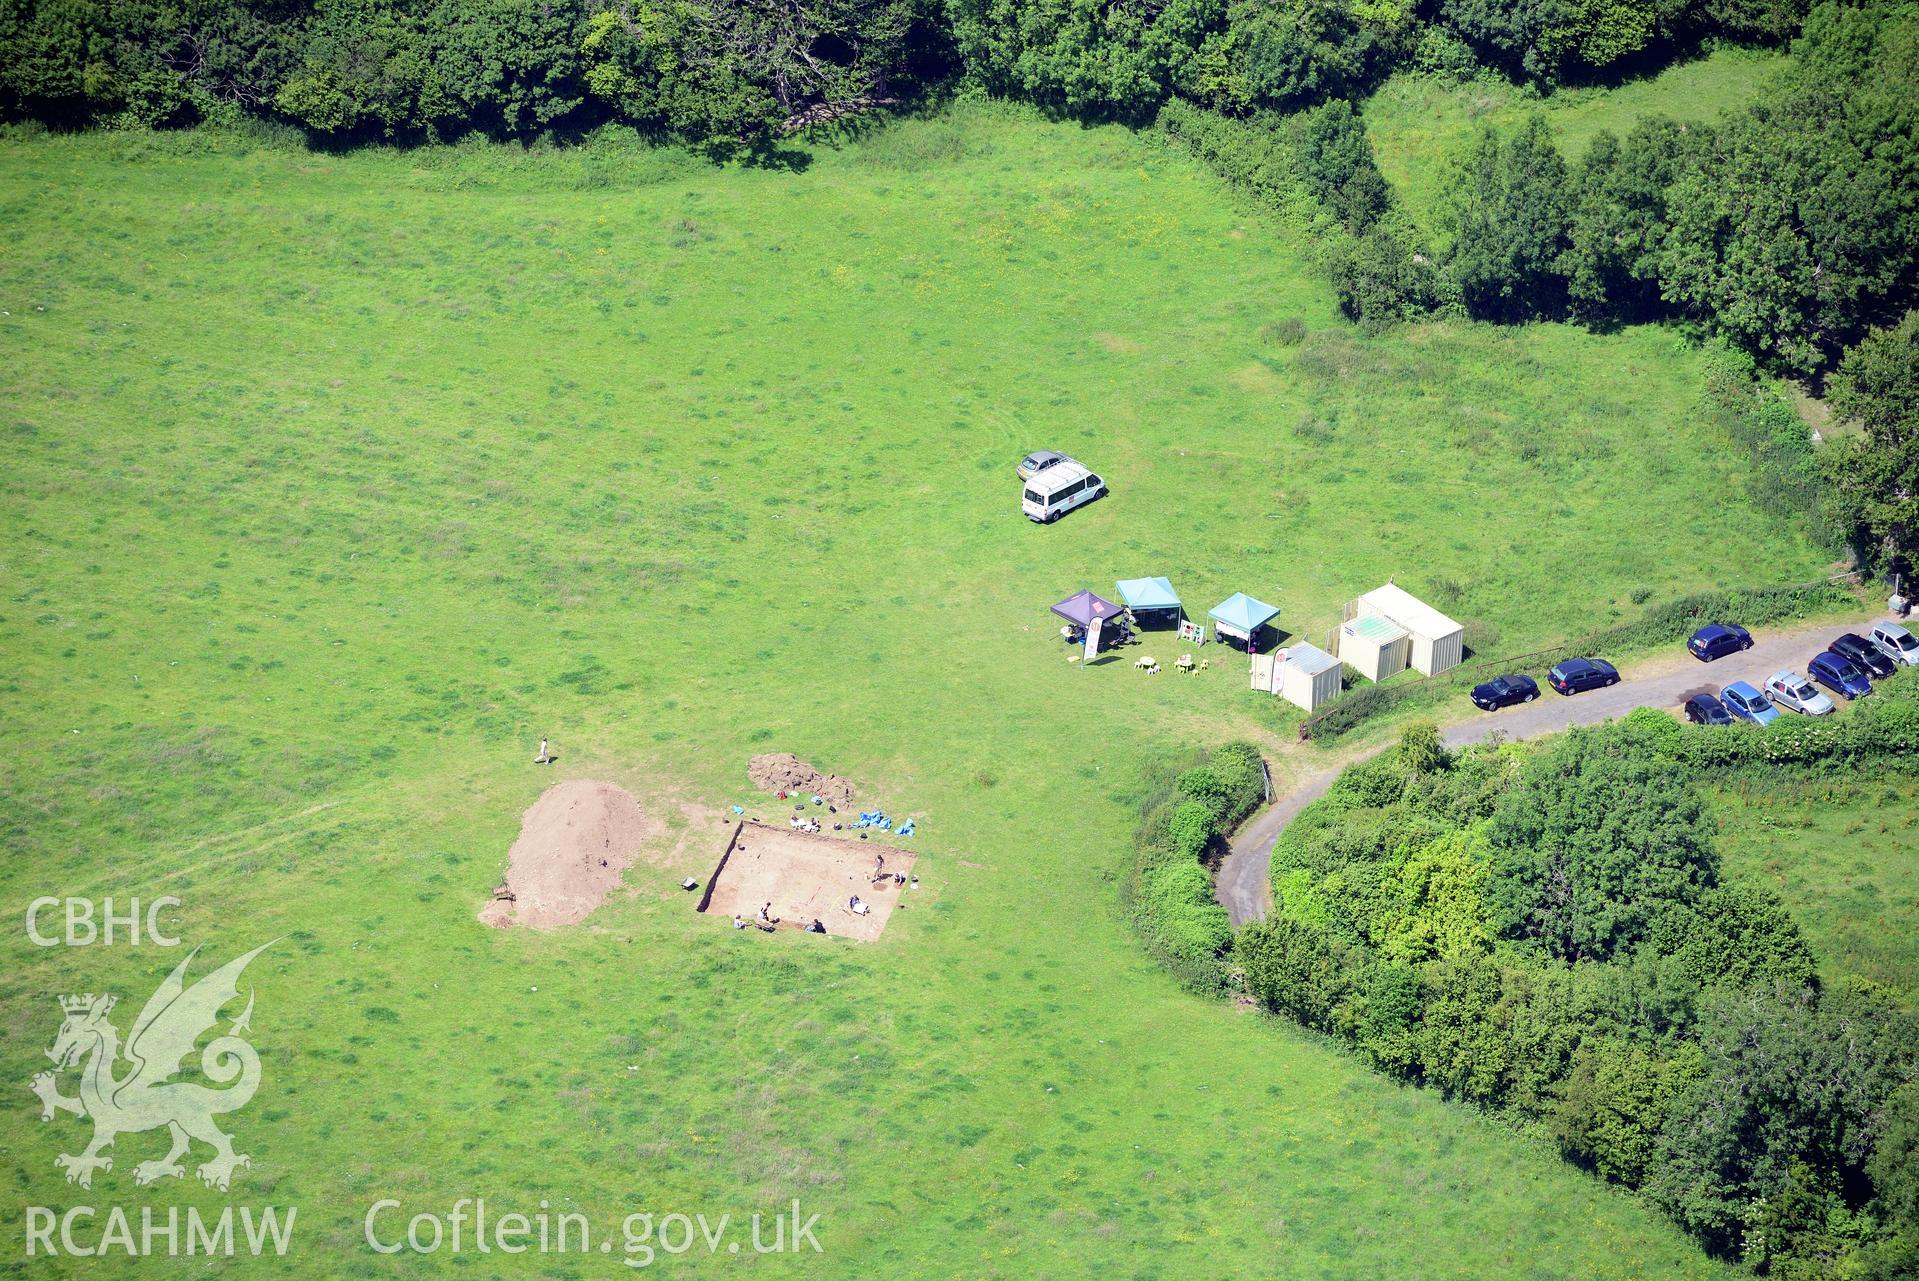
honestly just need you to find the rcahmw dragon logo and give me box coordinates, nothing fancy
[30,942,273,1191]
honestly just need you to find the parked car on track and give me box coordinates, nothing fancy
[1017,450,1071,480]
[1871,620,1919,667]
[1547,657,1619,695]
[1684,693,1735,725]
[1721,681,1779,726]
[1765,670,1836,716]
[1687,623,1753,662]
[1470,673,1539,710]
[1831,631,1897,680]
[1808,650,1873,700]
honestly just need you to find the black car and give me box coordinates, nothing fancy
[1547,657,1620,695]
[1684,692,1735,725]
[1830,631,1897,680]
[1470,674,1540,711]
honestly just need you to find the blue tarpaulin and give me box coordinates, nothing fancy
[1051,590,1123,627]
[1115,577,1181,612]
[1208,592,1280,634]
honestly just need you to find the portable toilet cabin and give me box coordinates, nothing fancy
[1339,614,1411,683]
[1356,583,1464,676]
[1276,643,1342,713]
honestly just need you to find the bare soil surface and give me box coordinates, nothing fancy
[748,753,855,810]
[480,780,663,929]
[703,821,917,942]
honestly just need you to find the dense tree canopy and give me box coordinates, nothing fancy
[1824,309,1919,570]
[0,0,1840,140]
[1441,113,1574,322]
[1649,981,1919,1255]
[1290,96,1389,230]
[1245,700,1919,1273]
[1245,0,1919,382]
[1562,116,1700,321]
[1194,0,1397,112]
[1439,0,1685,80]
[1486,724,1718,961]
[940,0,1222,118]
[1660,1,1919,373]
[0,0,949,140]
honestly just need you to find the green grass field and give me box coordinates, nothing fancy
[0,102,1817,1274]
[1367,47,1786,239]
[1713,768,1919,1004]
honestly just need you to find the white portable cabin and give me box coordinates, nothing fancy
[1267,643,1342,712]
[1356,584,1464,676]
[1339,614,1411,683]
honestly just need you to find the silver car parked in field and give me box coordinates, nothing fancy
[1017,451,1073,480]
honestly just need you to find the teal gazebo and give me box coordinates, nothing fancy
[1115,576,1183,628]
[1208,592,1280,652]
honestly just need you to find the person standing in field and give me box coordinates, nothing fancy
[534,737,551,765]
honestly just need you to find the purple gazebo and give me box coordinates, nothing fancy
[1051,590,1123,628]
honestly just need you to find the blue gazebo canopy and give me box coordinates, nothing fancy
[1115,577,1181,612]
[1051,589,1123,628]
[1209,592,1280,633]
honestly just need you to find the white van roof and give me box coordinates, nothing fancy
[1026,462,1094,495]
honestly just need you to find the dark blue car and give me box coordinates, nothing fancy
[1808,650,1872,700]
[1684,693,1735,725]
[1470,673,1539,711]
[1687,623,1753,662]
[1548,657,1619,695]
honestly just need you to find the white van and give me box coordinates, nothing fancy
[1871,620,1919,667]
[1022,462,1106,523]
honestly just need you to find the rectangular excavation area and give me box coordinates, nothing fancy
[700,821,917,941]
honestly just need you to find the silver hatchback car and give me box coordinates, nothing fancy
[1764,670,1836,716]
[1871,620,1919,667]
[1017,450,1073,480]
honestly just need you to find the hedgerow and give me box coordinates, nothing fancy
[1158,98,1436,330]
[1124,740,1265,991]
